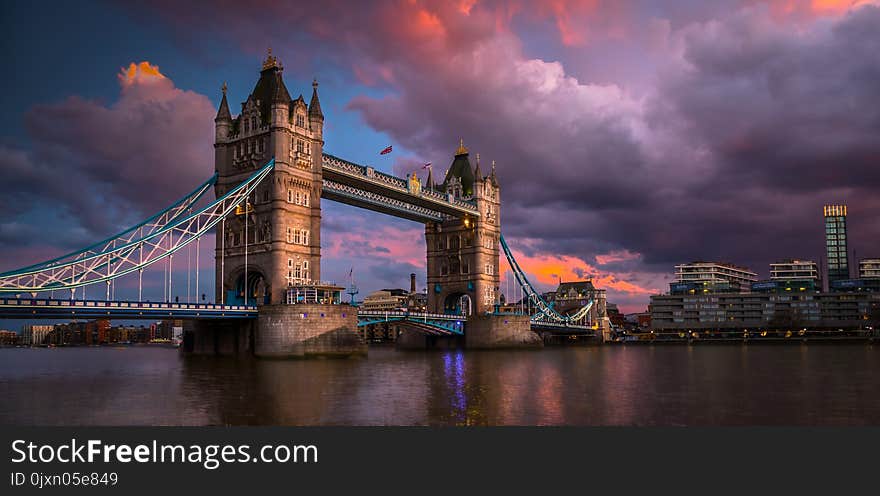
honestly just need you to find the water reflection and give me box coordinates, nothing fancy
[1,345,879,425]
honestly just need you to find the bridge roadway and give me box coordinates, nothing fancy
[0,297,595,337]
[0,297,256,320]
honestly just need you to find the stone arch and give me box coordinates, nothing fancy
[227,265,270,305]
[443,292,472,317]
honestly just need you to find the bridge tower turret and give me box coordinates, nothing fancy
[213,49,323,305]
[425,141,501,316]
[215,83,232,142]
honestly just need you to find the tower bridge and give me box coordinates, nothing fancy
[0,51,608,356]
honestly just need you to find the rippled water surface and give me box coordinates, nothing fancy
[1,344,879,425]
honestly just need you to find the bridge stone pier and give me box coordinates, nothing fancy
[255,303,365,358]
[184,319,255,355]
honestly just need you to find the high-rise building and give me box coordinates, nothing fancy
[824,204,849,283]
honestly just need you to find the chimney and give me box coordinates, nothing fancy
[410,273,416,294]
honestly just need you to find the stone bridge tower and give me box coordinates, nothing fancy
[213,50,324,305]
[425,141,501,316]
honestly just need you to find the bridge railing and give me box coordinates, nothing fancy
[0,297,255,312]
[356,310,463,320]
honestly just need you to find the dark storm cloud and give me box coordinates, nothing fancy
[0,63,216,264]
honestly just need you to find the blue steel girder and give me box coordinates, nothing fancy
[321,180,447,223]
[357,311,465,335]
[322,153,479,220]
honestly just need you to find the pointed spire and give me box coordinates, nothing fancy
[215,82,231,121]
[455,138,468,156]
[474,153,483,180]
[309,78,323,120]
[262,47,281,71]
[489,159,498,186]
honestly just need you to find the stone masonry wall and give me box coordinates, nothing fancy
[255,303,366,358]
[465,314,542,349]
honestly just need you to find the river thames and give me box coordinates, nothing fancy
[1,344,878,425]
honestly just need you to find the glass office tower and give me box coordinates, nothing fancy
[824,205,849,283]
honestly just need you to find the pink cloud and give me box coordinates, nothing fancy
[595,249,641,265]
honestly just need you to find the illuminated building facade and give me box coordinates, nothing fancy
[670,262,757,294]
[824,204,849,283]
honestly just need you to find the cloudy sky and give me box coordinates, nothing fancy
[1,0,879,316]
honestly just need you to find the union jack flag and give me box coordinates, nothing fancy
[379,145,393,155]
[422,162,432,169]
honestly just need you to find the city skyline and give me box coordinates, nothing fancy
[2,1,879,315]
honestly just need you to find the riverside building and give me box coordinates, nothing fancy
[860,259,880,278]
[669,262,757,294]
[824,204,849,283]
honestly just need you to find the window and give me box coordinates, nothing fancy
[296,114,305,128]
[250,117,257,131]
[485,264,494,275]
[289,229,310,246]
[462,262,469,274]
[302,260,309,281]
[262,189,269,203]
[288,188,310,206]
[297,140,305,153]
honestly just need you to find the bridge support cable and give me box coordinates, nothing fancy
[0,160,275,294]
[498,234,594,325]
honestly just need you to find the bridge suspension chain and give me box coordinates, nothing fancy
[0,160,274,293]
[498,234,594,325]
